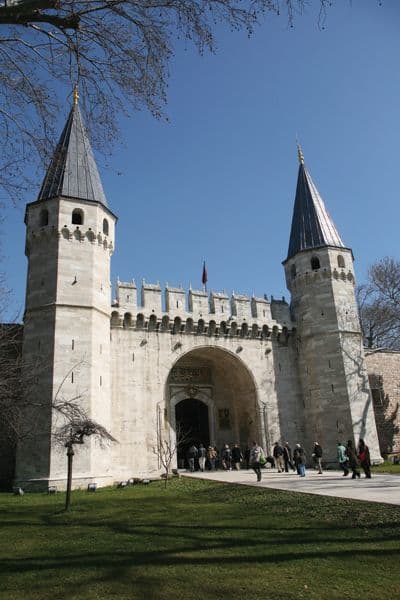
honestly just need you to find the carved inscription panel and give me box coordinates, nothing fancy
[169,366,212,384]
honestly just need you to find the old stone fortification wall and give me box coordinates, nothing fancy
[113,280,293,334]
[109,281,304,480]
[365,350,400,455]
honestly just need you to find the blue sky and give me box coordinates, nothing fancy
[2,0,400,319]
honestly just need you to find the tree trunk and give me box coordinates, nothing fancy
[65,444,74,511]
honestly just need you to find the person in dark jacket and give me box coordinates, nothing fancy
[231,444,243,470]
[283,442,295,472]
[358,439,372,478]
[346,440,361,479]
[293,443,306,477]
[221,444,232,470]
[273,442,285,473]
[312,442,323,474]
[244,446,251,469]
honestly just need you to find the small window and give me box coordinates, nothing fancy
[39,209,49,227]
[103,218,109,235]
[337,255,345,268]
[311,256,320,270]
[72,209,84,225]
[290,263,297,279]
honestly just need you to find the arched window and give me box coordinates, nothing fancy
[251,324,259,339]
[220,321,227,335]
[136,313,145,329]
[39,209,49,227]
[123,313,133,329]
[185,318,194,333]
[290,263,297,279]
[337,255,345,268]
[261,325,269,339]
[240,323,248,338]
[111,311,120,327]
[197,319,205,334]
[173,317,181,334]
[311,256,320,271]
[103,218,109,236]
[161,316,170,332]
[208,320,216,336]
[72,209,84,225]
[148,314,157,331]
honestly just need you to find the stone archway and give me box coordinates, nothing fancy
[167,346,260,462]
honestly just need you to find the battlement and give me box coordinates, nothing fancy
[112,280,294,336]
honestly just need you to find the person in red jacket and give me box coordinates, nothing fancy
[358,439,371,478]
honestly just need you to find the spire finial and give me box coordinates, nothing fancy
[296,140,304,164]
[73,85,79,106]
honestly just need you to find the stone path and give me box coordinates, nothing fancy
[183,468,400,506]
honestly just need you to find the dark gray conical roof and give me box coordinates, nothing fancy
[37,100,108,206]
[287,159,344,260]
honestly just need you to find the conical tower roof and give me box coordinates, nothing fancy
[287,151,344,260]
[37,95,108,206]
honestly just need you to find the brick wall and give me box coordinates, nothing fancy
[365,350,400,455]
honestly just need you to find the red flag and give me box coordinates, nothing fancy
[202,261,208,286]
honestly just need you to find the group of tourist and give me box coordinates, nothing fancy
[337,439,372,479]
[185,438,372,482]
[186,443,246,472]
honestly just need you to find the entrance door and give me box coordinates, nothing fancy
[175,398,209,466]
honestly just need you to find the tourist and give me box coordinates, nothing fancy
[293,443,306,477]
[244,446,251,469]
[207,446,217,471]
[358,439,372,478]
[250,440,263,482]
[187,444,198,472]
[273,442,285,473]
[312,442,323,474]
[221,444,232,470]
[337,441,349,476]
[213,446,221,470]
[198,443,206,472]
[283,442,295,472]
[346,440,361,479]
[231,444,243,470]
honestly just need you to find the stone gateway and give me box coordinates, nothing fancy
[14,98,385,490]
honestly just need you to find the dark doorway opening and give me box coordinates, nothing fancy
[175,398,209,468]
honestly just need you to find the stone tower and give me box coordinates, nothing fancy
[283,148,381,462]
[15,93,117,490]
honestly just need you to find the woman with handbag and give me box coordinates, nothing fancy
[358,439,372,478]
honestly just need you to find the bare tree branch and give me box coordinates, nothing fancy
[357,257,400,350]
[0,0,335,204]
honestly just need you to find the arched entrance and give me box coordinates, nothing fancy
[167,346,260,466]
[175,398,210,466]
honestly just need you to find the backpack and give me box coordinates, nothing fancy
[259,449,267,465]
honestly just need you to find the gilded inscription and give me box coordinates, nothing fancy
[169,366,211,384]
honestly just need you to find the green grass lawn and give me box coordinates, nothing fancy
[372,461,400,474]
[1,478,399,600]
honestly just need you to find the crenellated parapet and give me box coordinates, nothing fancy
[25,223,114,255]
[288,266,355,293]
[111,279,294,338]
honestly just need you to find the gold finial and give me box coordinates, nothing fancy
[73,85,79,106]
[296,140,304,164]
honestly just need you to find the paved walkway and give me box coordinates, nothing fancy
[183,468,400,506]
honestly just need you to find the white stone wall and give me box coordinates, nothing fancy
[15,196,116,490]
[284,246,381,463]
